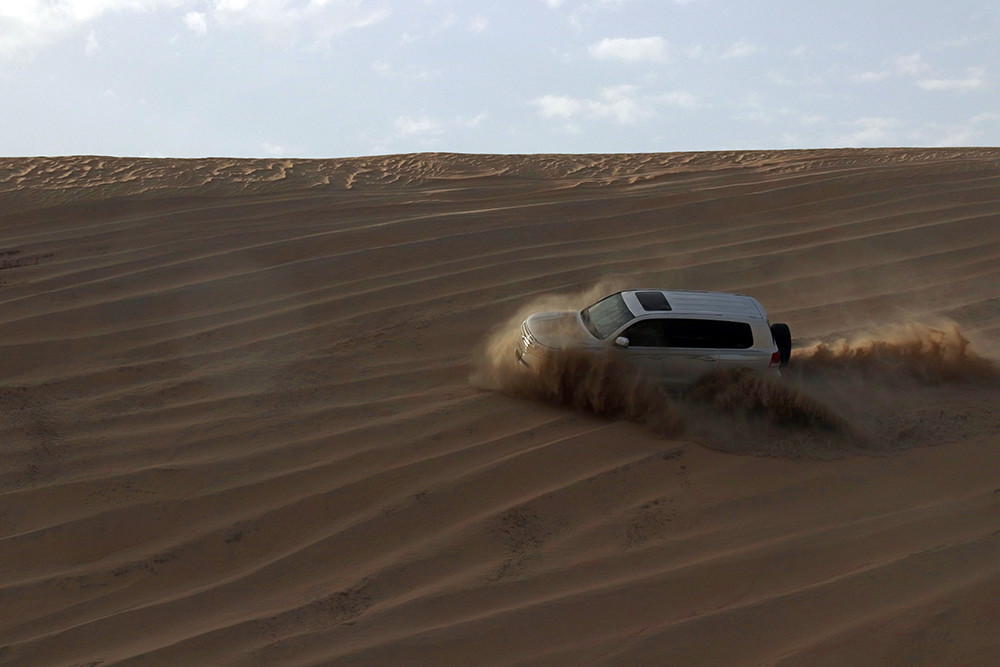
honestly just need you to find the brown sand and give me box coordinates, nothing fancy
[1,149,999,665]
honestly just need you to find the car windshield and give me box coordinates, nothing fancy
[581,292,635,339]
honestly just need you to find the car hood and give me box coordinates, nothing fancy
[524,311,593,348]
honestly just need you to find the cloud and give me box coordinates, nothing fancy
[887,52,987,92]
[596,85,651,123]
[917,113,999,147]
[767,70,822,87]
[85,30,100,54]
[209,0,392,42]
[687,40,762,61]
[390,111,484,137]
[918,68,986,92]
[659,91,700,108]
[261,142,286,156]
[589,36,668,63]
[850,70,891,83]
[370,60,439,82]
[534,85,655,125]
[1,0,180,58]
[393,115,443,138]
[459,113,488,128]
[468,16,488,33]
[930,128,979,146]
[894,53,928,76]
[730,94,773,123]
[837,117,901,146]
[850,53,986,92]
[374,112,488,153]
[799,114,827,126]
[921,114,998,147]
[0,0,390,58]
[184,11,208,35]
[721,40,761,59]
[970,112,1000,124]
[535,94,587,120]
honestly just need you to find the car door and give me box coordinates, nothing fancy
[618,318,714,385]
[659,318,761,382]
[615,318,664,377]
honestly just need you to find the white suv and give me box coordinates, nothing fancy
[516,289,791,388]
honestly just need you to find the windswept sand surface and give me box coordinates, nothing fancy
[1,149,999,665]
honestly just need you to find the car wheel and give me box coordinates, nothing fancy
[770,323,791,366]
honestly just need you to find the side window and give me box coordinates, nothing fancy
[663,319,754,349]
[623,319,755,349]
[622,319,669,347]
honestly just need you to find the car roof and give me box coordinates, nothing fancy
[622,289,766,319]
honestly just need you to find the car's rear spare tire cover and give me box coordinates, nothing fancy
[770,323,791,366]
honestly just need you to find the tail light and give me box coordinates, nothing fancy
[769,351,781,368]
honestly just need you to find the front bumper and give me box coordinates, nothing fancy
[515,321,544,369]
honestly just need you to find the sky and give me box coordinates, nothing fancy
[2,0,998,158]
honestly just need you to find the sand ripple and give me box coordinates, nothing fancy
[1,149,999,665]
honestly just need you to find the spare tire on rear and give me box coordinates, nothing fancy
[770,323,791,366]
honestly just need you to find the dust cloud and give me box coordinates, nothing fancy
[473,290,1000,459]
[794,321,999,383]
[470,279,628,395]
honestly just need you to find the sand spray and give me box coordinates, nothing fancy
[472,285,1000,457]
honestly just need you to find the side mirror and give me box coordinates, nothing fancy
[614,336,629,348]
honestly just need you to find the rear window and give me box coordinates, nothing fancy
[622,318,754,349]
[581,292,634,339]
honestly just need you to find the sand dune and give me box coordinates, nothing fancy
[1,149,999,665]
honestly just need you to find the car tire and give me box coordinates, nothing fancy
[770,323,791,366]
